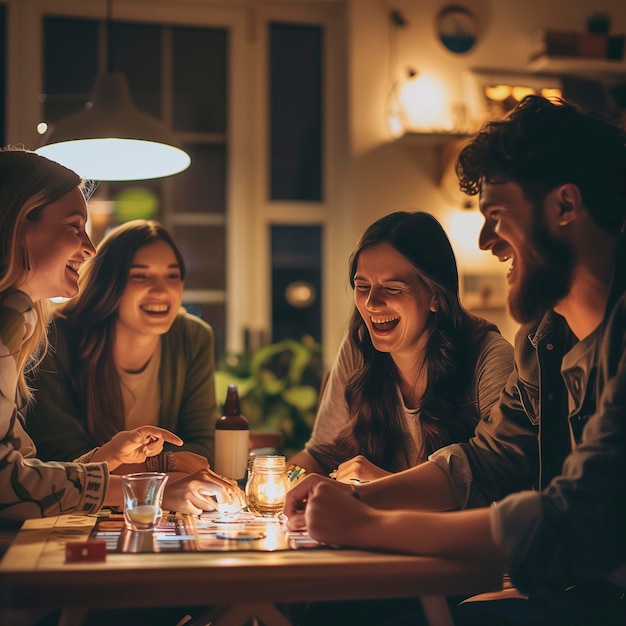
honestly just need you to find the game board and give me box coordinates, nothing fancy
[91,510,321,553]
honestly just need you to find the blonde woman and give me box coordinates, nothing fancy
[0,147,239,520]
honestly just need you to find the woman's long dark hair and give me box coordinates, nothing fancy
[333,211,497,471]
[58,219,186,444]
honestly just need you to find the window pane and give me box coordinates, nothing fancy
[172,224,226,291]
[173,143,227,214]
[109,22,162,118]
[43,18,99,121]
[269,23,323,201]
[172,26,227,133]
[183,302,226,366]
[271,225,322,342]
[0,4,5,147]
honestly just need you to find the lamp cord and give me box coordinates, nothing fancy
[106,0,114,72]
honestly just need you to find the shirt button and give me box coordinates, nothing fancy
[547,393,555,401]
[546,343,554,351]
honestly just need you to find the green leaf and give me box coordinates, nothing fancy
[214,371,255,406]
[258,369,286,395]
[282,386,319,411]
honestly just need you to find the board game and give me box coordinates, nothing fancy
[91,510,321,553]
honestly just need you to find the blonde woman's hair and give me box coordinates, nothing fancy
[0,147,82,404]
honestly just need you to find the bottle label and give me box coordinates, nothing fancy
[214,430,250,480]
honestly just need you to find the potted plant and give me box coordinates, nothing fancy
[215,336,324,457]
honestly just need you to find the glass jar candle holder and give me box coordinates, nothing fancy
[245,455,290,518]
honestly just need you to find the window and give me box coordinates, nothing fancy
[0,4,6,147]
[269,23,322,201]
[271,225,322,343]
[42,16,229,360]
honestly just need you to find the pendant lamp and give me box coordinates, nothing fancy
[35,2,191,181]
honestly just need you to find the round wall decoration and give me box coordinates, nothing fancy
[437,5,479,54]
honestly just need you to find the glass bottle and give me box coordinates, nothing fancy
[245,455,290,518]
[214,384,250,481]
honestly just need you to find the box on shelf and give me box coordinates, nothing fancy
[531,29,624,62]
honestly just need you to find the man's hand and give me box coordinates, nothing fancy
[284,474,372,547]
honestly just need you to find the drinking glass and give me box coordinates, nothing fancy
[121,472,168,531]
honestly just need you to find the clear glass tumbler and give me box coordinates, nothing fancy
[121,472,168,531]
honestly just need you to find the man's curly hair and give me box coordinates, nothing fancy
[456,95,626,234]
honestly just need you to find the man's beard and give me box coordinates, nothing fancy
[508,221,574,324]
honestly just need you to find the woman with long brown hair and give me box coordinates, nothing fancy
[28,219,222,479]
[289,210,513,481]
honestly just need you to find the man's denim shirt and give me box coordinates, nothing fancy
[430,238,626,594]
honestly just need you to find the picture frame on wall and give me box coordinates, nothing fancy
[461,273,507,311]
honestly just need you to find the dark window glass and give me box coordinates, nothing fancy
[183,302,226,368]
[269,23,322,201]
[173,143,227,214]
[43,17,228,364]
[43,18,99,121]
[172,27,227,133]
[109,22,162,118]
[271,225,322,342]
[172,224,226,291]
[0,4,5,147]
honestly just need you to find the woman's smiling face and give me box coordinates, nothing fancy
[116,239,184,338]
[21,187,95,302]
[353,242,437,359]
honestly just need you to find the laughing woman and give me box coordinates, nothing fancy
[27,219,220,476]
[288,211,514,482]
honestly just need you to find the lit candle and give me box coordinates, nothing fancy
[245,455,290,518]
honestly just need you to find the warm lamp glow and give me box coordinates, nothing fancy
[36,72,191,181]
[484,85,511,102]
[482,82,563,118]
[541,88,563,101]
[511,86,536,101]
[399,74,452,132]
[285,281,316,308]
[445,210,509,276]
[445,210,486,269]
[386,111,405,138]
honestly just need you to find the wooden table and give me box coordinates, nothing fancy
[0,514,503,626]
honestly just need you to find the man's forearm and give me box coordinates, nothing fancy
[366,507,504,562]
[358,460,459,511]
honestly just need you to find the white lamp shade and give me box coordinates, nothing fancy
[36,72,191,181]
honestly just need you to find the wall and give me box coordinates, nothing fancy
[340,0,626,345]
[5,0,626,358]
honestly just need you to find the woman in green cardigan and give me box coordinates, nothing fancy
[27,219,222,478]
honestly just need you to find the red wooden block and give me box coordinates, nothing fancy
[65,540,107,563]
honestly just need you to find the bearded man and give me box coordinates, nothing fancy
[284,96,626,626]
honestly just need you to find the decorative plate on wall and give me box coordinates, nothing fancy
[436,5,479,54]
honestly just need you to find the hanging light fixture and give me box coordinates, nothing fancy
[35,0,191,181]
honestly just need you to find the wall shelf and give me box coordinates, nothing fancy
[397,131,471,148]
[529,54,626,77]
[396,131,472,188]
